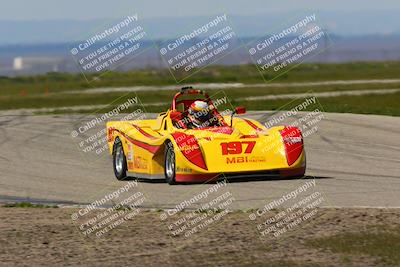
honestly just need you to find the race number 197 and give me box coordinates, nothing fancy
[220,141,255,155]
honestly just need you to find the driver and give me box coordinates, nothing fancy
[186,100,222,129]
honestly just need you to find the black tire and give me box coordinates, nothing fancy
[164,141,176,185]
[113,138,128,181]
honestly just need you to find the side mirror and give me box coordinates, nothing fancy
[170,111,181,120]
[235,106,246,115]
[230,106,246,127]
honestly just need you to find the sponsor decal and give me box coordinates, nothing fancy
[220,141,256,155]
[133,155,148,169]
[107,127,115,142]
[176,166,193,173]
[226,156,266,164]
[127,144,133,160]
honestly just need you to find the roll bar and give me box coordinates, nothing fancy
[171,86,210,110]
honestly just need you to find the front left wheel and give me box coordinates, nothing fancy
[164,141,176,185]
[113,138,127,180]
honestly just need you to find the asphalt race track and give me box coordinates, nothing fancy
[0,112,399,210]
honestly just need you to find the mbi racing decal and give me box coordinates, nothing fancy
[226,156,266,164]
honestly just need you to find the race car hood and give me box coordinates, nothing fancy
[171,125,304,174]
[180,117,269,139]
[183,126,240,139]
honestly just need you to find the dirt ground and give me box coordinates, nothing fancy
[0,207,399,267]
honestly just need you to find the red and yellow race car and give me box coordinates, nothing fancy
[106,87,306,184]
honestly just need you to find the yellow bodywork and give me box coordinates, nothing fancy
[106,110,305,179]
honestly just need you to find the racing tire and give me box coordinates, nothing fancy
[113,138,128,181]
[164,141,176,185]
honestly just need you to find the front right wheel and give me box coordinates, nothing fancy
[164,142,176,185]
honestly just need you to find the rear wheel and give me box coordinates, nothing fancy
[164,142,176,185]
[113,138,127,180]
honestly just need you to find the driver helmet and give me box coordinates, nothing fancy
[188,100,212,126]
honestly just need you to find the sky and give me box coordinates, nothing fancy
[0,0,399,44]
[1,0,399,20]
